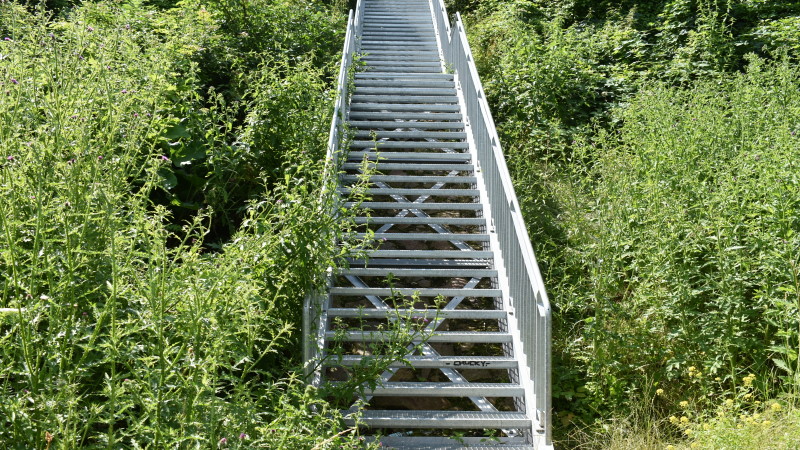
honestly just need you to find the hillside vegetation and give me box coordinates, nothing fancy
[456,0,800,446]
[0,0,378,447]
[2,0,800,447]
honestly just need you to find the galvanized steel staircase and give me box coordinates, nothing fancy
[305,0,552,448]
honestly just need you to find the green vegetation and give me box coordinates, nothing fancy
[0,0,388,446]
[456,0,800,446]
[3,0,800,446]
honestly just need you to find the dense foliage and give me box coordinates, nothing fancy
[3,0,800,446]
[0,0,379,447]
[457,0,800,445]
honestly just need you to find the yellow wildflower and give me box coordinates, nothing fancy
[725,399,734,407]
[771,402,782,412]
[669,416,679,424]
[703,423,711,430]
[680,400,689,408]
[680,416,689,424]
[691,443,699,449]
[656,388,665,396]
[685,429,693,436]
[666,446,676,450]
[763,420,771,426]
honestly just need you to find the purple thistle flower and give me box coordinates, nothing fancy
[121,89,128,94]
[161,155,169,161]
[239,433,248,439]
[133,112,139,118]
[218,437,227,445]
[6,155,13,161]
[98,155,104,160]
[10,78,18,84]
[86,26,94,32]
[4,37,11,41]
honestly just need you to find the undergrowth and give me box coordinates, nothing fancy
[0,0,387,447]
[460,0,800,447]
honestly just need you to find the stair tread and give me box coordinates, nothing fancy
[326,330,512,343]
[331,355,516,369]
[330,382,524,397]
[371,436,531,449]
[346,410,531,429]
[339,188,478,195]
[337,268,497,277]
[349,202,481,210]
[326,308,506,318]
[349,249,491,258]
[328,287,501,296]
[352,217,485,224]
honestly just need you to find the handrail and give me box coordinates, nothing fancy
[304,0,362,381]
[430,1,552,445]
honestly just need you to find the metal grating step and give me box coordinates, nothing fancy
[347,112,463,121]
[348,203,482,211]
[329,355,517,369]
[346,151,471,161]
[352,216,485,225]
[337,268,497,277]
[352,130,466,138]
[345,410,532,429]
[341,162,473,171]
[339,188,478,196]
[326,308,506,319]
[354,72,454,79]
[328,287,501,297]
[371,436,531,449]
[326,330,512,343]
[348,120,463,128]
[330,382,525,397]
[349,103,461,112]
[342,175,476,183]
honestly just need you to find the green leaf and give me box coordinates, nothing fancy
[157,167,178,190]
[772,358,794,375]
[171,141,206,167]
[164,122,190,140]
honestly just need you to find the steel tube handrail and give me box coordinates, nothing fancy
[304,0,362,381]
[430,0,552,445]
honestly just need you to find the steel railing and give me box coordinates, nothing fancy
[303,0,364,382]
[430,0,552,444]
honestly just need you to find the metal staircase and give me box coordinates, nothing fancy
[305,0,552,448]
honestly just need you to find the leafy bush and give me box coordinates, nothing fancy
[0,0,383,446]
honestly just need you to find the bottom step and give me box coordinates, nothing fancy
[370,435,531,449]
[345,410,531,429]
